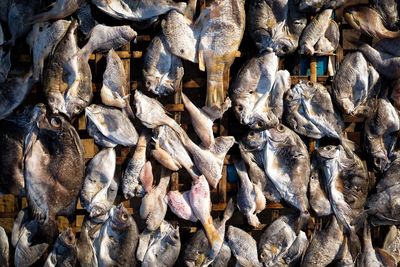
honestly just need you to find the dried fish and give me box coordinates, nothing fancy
[29,0,82,23]
[44,228,77,267]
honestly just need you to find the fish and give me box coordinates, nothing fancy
[167,190,198,222]
[314,20,339,55]
[142,35,184,96]
[101,49,134,119]
[140,167,170,231]
[141,221,181,267]
[96,204,139,267]
[231,51,280,129]
[0,70,34,120]
[7,0,39,46]
[239,133,282,203]
[0,23,11,83]
[0,227,9,267]
[77,1,97,36]
[364,98,399,172]
[86,118,118,148]
[309,155,332,216]
[226,225,262,267]
[0,104,43,195]
[92,0,186,21]
[29,0,82,23]
[383,225,400,264]
[331,51,380,115]
[183,199,235,267]
[374,37,400,57]
[359,222,397,267]
[356,41,400,80]
[80,24,137,61]
[264,124,311,229]
[76,224,98,267]
[302,216,345,266]
[284,230,308,266]
[233,158,266,227]
[24,106,85,223]
[197,0,246,110]
[13,209,50,267]
[372,0,399,31]
[151,137,181,171]
[247,0,307,56]
[297,0,347,12]
[43,20,79,115]
[26,20,71,81]
[44,228,78,267]
[81,148,117,218]
[85,104,139,147]
[122,130,150,198]
[299,9,335,56]
[258,215,297,267]
[344,5,400,40]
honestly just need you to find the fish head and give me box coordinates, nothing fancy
[65,95,88,118]
[266,124,292,143]
[273,38,297,57]
[59,228,76,248]
[344,6,367,31]
[316,145,340,160]
[110,204,131,230]
[241,130,268,150]
[259,245,275,264]
[85,104,103,125]
[233,95,256,125]
[344,174,369,209]
[248,110,279,130]
[143,74,161,94]
[166,226,180,246]
[47,91,67,115]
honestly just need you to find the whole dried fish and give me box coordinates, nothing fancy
[151,137,181,171]
[81,148,117,218]
[24,107,85,223]
[86,119,118,148]
[167,190,197,222]
[29,0,82,23]
[0,227,9,267]
[92,0,186,21]
[27,20,71,81]
[7,0,39,46]
[364,98,399,172]
[44,228,77,267]
[96,204,139,267]
[284,230,308,266]
[264,124,310,229]
[143,35,184,96]
[383,225,400,265]
[233,158,266,227]
[76,224,98,267]
[80,24,137,61]
[85,104,138,147]
[344,5,400,39]
[226,225,262,267]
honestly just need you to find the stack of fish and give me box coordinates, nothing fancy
[0,0,400,266]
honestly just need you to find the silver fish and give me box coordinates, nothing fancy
[309,155,332,216]
[24,107,84,223]
[80,24,137,61]
[86,118,118,148]
[44,228,77,267]
[81,148,117,218]
[226,226,262,267]
[141,221,181,267]
[233,158,266,227]
[85,104,139,147]
[26,20,71,81]
[29,0,82,23]
[0,227,9,267]
[76,224,98,267]
[143,35,184,96]
[96,204,139,267]
[92,0,186,21]
[101,49,134,118]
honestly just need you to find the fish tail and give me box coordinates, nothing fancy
[349,229,361,260]
[203,220,223,258]
[247,213,261,227]
[222,198,235,223]
[123,103,135,120]
[341,137,357,155]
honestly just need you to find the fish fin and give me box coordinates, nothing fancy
[341,137,357,155]
[349,229,361,261]
[198,50,205,71]
[246,213,260,227]
[123,103,135,120]
[139,161,153,193]
[222,198,235,223]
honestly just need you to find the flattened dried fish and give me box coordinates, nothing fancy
[29,0,82,23]
[143,35,183,96]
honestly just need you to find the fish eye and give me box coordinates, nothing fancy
[236,105,243,112]
[180,49,185,54]
[249,91,254,94]
[145,80,152,87]
[307,81,313,87]
[74,106,82,114]
[50,117,62,128]
[48,96,55,103]
[121,213,128,221]
[374,158,381,166]
[248,131,255,138]
[310,174,317,180]
[277,124,285,132]
[282,46,289,53]
[257,121,264,128]
[286,94,294,101]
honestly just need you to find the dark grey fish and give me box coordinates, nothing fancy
[96,204,139,267]
[29,0,82,24]
[80,24,137,61]
[122,130,150,199]
[92,0,186,21]
[44,228,77,267]
[264,124,310,228]
[140,168,170,231]
[372,0,399,30]
[226,226,262,267]
[85,104,138,147]
[233,158,266,227]
[374,37,400,57]
[24,106,85,223]
[302,216,344,267]
[13,210,50,267]
[26,20,71,82]
[212,242,231,267]
[142,221,181,267]
[77,1,98,36]
[0,227,9,267]
[383,225,400,264]
[364,98,399,172]
[0,104,43,195]
[86,119,118,148]
[0,0,10,22]
[258,215,297,267]
[81,148,117,218]
[143,35,183,96]
[0,70,33,120]
[76,224,98,267]
[247,0,307,56]
[101,49,133,118]
[284,230,308,266]
[0,23,11,83]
